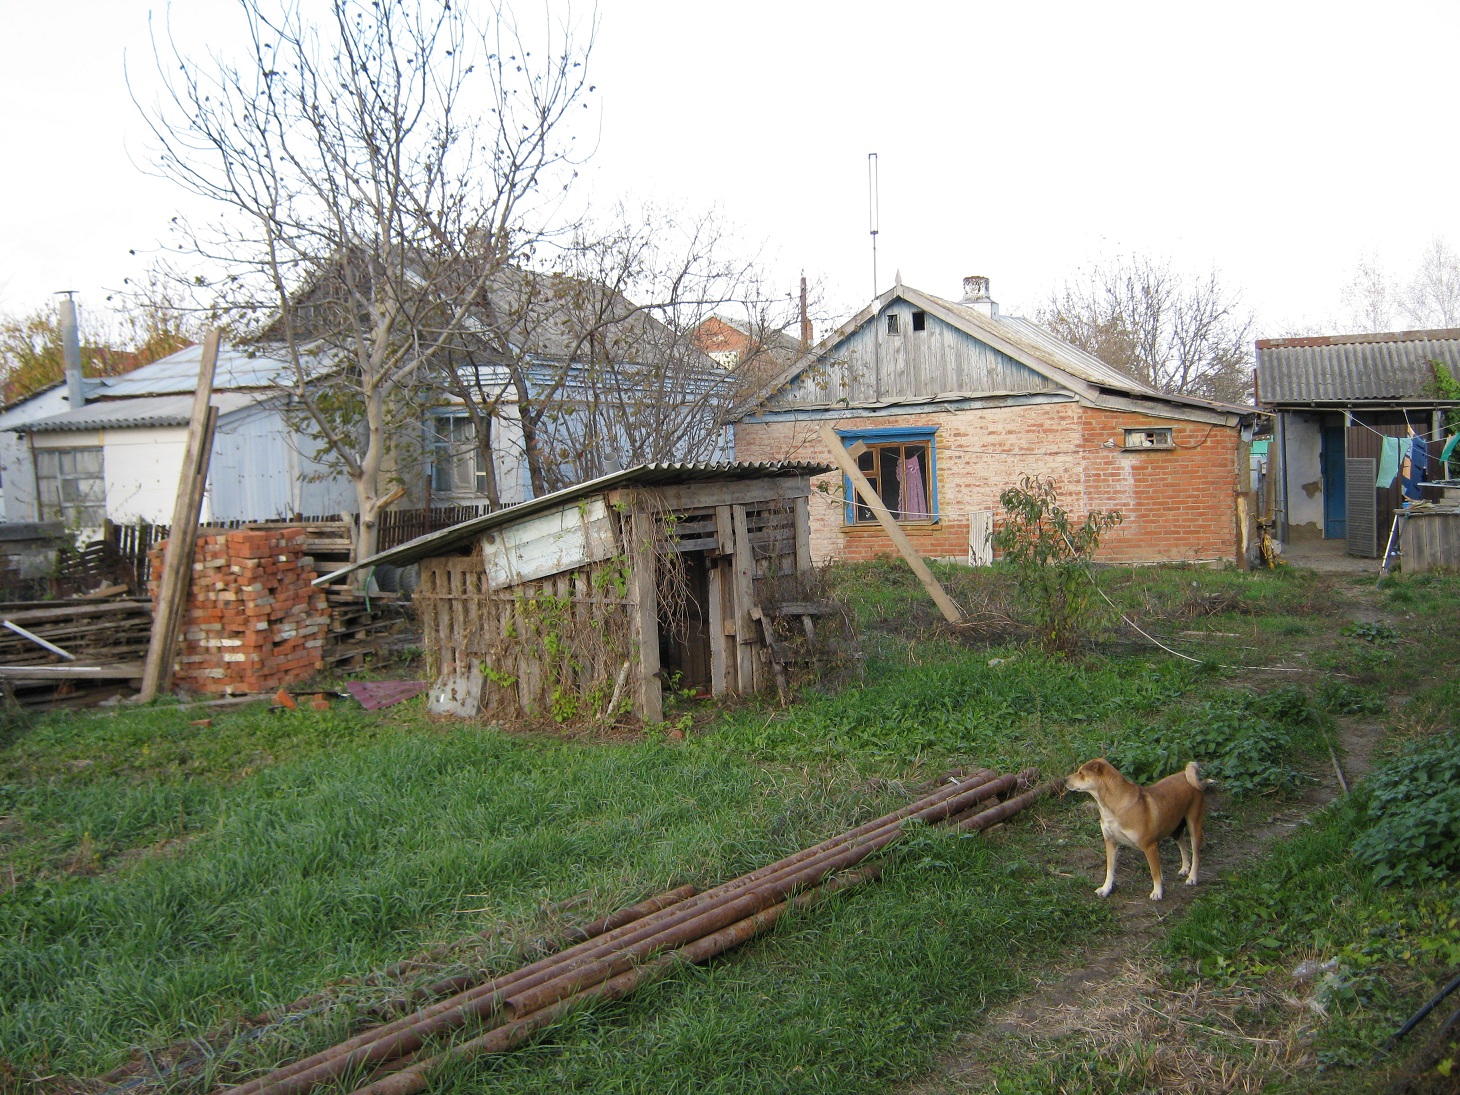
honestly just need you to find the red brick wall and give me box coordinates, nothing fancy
[149,529,331,694]
[1078,408,1241,564]
[734,402,1242,565]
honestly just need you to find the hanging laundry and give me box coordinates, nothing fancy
[901,455,930,519]
[1402,433,1427,500]
[1443,432,1460,464]
[1376,435,1402,488]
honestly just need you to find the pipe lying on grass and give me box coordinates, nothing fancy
[223,770,1006,1095]
[353,864,888,1095]
[368,883,701,1017]
[220,767,1046,1095]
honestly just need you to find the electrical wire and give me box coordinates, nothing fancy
[1053,527,1304,674]
[1343,410,1448,443]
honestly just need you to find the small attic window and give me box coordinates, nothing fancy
[1123,427,1174,450]
[885,313,900,335]
[911,310,926,332]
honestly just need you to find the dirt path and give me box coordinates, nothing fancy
[902,599,1392,1093]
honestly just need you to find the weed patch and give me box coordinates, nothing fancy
[1110,687,1326,797]
[1352,730,1460,885]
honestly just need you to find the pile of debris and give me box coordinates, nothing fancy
[0,596,152,709]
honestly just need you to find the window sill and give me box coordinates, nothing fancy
[841,519,941,532]
[1121,445,1175,452]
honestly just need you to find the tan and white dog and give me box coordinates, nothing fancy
[1064,758,1208,901]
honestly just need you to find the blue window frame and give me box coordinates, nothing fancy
[837,426,939,524]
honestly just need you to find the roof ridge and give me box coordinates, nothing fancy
[1257,328,1460,350]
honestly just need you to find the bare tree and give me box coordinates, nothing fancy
[138,0,594,561]
[1339,238,1460,333]
[431,205,808,496]
[1341,251,1398,333]
[1402,238,1460,328]
[1041,256,1254,404]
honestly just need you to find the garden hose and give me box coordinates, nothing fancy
[1382,969,1460,1053]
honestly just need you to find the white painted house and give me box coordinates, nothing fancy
[3,342,353,530]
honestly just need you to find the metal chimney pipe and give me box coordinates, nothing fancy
[58,292,84,407]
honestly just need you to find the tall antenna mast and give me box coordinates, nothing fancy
[867,152,880,299]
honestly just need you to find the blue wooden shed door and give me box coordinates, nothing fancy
[1321,424,1347,539]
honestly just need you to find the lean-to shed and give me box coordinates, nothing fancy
[316,462,828,721]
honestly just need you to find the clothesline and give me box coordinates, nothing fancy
[1342,410,1450,443]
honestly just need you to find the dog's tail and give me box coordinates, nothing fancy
[1184,761,1212,789]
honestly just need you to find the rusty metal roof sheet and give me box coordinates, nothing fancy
[313,460,831,584]
[1256,329,1460,405]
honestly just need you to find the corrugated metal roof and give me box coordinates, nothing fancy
[17,392,263,432]
[97,342,298,396]
[314,460,831,584]
[1256,329,1460,404]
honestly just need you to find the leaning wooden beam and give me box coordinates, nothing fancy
[2,620,76,660]
[818,422,962,623]
[140,329,222,702]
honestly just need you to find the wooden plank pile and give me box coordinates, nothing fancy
[323,587,411,669]
[150,529,331,695]
[0,598,152,709]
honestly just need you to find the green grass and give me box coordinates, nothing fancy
[2,563,1456,1091]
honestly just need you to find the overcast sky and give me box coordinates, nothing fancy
[3,0,1458,339]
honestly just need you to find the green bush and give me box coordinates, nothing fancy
[1109,687,1321,796]
[990,475,1122,655]
[1352,731,1460,885]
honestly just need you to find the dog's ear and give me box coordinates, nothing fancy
[1089,758,1113,776]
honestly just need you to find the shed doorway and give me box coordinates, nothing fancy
[1321,423,1347,539]
[659,551,712,695]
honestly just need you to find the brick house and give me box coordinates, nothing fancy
[732,276,1261,566]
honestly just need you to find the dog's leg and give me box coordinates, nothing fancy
[1096,836,1118,897]
[1186,800,1206,886]
[1177,835,1192,878]
[1143,842,1164,900]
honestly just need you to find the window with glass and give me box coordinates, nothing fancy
[841,428,937,523]
[429,415,488,494]
[36,447,106,526]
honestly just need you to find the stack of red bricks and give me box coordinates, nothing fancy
[149,528,332,694]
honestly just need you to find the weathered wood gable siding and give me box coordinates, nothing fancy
[764,302,1059,409]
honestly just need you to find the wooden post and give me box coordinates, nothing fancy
[793,494,813,575]
[140,329,222,701]
[818,422,962,623]
[629,505,663,723]
[706,560,727,695]
[730,504,758,690]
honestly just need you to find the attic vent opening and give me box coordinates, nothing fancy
[885,313,900,335]
[911,310,926,332]
[1123,427,1174,450]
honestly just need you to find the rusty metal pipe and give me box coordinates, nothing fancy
[335,782,1051,1095]
[350,865,886,1095]
[941,769,1038,827]
[221,885,698,1095]
[231,773,1003,1095]
[494,775,1023,1020]
[954,780,1057,832]
[368,884,700,1016]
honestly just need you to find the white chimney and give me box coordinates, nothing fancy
[960,275,998,317]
